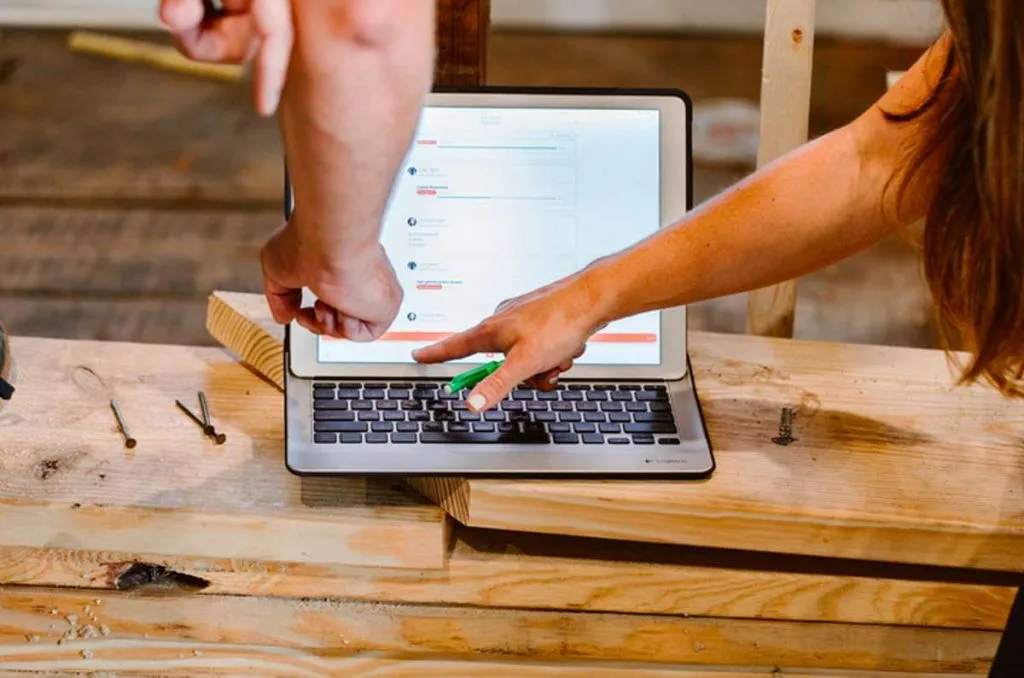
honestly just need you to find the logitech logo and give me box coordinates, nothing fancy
[644,459,688,465]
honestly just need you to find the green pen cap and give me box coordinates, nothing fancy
[444,360,504,394]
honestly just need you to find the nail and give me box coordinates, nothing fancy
[176,400,226,444]
[110,400,137,449]
[198,391,215,434]
[467,393,487,412]
[547,375,559,385]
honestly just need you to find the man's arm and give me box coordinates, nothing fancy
[279,0,436,272]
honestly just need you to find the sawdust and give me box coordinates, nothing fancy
[98,624,111,637]
[80,649,94,660]
[65,613,78,627]
[24,634,39,643]
[81,625,97,639]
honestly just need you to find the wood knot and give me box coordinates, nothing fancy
[791,28,804,45]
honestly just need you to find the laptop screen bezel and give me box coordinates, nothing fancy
[286,86,693,382]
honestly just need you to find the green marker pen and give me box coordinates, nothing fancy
[443,360,504,394]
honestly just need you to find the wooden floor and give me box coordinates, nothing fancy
[0,27,934,348]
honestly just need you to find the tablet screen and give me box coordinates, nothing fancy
[317,105,662,366]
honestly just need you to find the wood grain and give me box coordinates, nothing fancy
[0,586,1000,673]
[435,0,490,86]
[207,291,1024,572]
[0,532,1014,630]
[0,335,448,570]
[745,0,816,338]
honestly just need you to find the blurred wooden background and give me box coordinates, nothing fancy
[0,25,932,348]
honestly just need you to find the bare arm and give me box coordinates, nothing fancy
[415,32,957,412]
[280,0,436,270]
[585,33,953,324]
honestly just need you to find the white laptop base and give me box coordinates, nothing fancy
[282,86,715,478]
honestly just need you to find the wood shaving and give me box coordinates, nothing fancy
[80,649,94,660]
[83,605,92,614]
[65,613,78,627]
[81,625,97,639]
[24,634,39,643]
[98,624,111,637]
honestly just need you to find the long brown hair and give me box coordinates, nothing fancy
[884,0,1024,396]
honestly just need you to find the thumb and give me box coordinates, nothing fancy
[465,353,539,413]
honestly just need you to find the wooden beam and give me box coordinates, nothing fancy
[434,0,490,86]
[0,334,449,571]
[0,536,1014,631]
[745,0,816,338]
[206,291,1024,572]
[0,586,1000,673]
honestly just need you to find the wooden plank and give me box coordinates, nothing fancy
[745,0,816,338]
[435,0,490,86]
[0,298,213,346]
[0,586,1000,673]
[0,335,448,570]
[0,531,1015,630]
[206,291,1024,572]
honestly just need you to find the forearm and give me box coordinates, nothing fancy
[280,0,436,265]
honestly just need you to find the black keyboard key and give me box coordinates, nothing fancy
[434,410,457,422]
[448,422,471,433]
[313,388,335,400]
[535,411,557,422]
[459,411,481,421]
[611,391,633,401]
[582,433,604,444]
[644,384,667,392]
[384,411,404,422]
[586,391,609,401]
[659,438,682,445]
[314,410,356,421]
[501,401,524,411]
[483,411,506,421]
[625,423,677,434]
[415,382,438,390]
[397,421,419,432]
[412,389,436,400]
[340,433,363,444]
[538,391,560,401]
[473,422,496,432]
[392,383,414,389]
[392,432,417,444]
[498,422,518,433]
[635,412,674,423]
[568,384,588,391]
[420,432,550,444]
[377,400,399,410]
[619,384,641,391]
[632,433,655,445]
[313,399,349,411]
[552,401,573,412]
[352,400,374,411]
[400,400,421,410]
[365,382,387,389]
[549,423,571,433]
[314,421,368,433]
[363,389,386,399]
[366,433,388,444]
[358,411,380,422]
[558,412,582,422]
[512,389,534,400]
[409,411,430,422]
[387,389,410,400]
[314,382,337,389]
[426,399,448,411]
[553,433,579,444]
[439,389,461,400]
[423,421,444,433]
[573,423,596,433]
[372,422,393,433]
[584,412,606,423]
[562,390,583,401]
[608,437,629,445]
[599,423,620,434]
[524,422,546,434]
[314,433,337,444]
[452,401,469,411]
[509,411,532,423]
[650,401,672,412]
[626,402,647,412]
[526,401,548,411]
[337,388,361,399]
[637,391,666,402]
[610,412,631,423]
[577,402,598,412]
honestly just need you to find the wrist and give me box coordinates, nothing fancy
[571,257,626,332]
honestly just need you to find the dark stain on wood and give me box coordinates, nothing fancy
[36,458,62,480]
[0,57,20,85]
[817,409,934,448]
[112,562,210,592]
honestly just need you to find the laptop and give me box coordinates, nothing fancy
[282,86,715,478]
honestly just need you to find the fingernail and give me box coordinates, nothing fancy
[467,394,487,412]
[314,306,325,324]
[548,375,559,385]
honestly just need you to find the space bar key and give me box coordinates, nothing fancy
[420,432,551,444]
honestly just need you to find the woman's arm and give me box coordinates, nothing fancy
[415,32,956,412]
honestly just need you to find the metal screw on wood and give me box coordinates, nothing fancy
[198,391,215,435]
[176,399,226,445]
[109,400,137,449]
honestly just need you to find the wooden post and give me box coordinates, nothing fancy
[434,0,490,86]
[745,0,816,338]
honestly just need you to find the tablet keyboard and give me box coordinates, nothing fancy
[310,381,681,446]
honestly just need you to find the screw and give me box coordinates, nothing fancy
[176,400,226,445]
[109,400,137,449]
[197,392,215,435]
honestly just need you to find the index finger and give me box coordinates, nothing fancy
[412,324,495,364]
